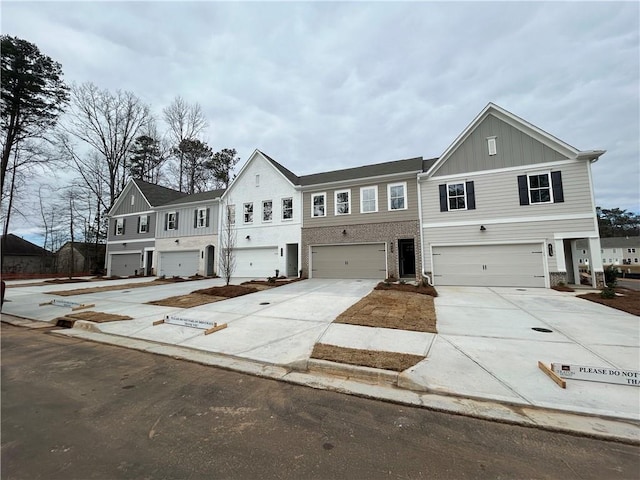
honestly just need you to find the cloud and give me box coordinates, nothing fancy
[1,0,638,242]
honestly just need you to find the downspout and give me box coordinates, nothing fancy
[416,175,433,286]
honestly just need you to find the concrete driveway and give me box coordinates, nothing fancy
[400,286,640,420]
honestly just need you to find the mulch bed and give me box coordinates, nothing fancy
[374,281,438,297]
[47,277,207,296]
[335,289,437,333]
[577,287,640,316]
[148,294,227,308]
[192,285,259,297]
[551,285,575,292]
[311,344,425,372]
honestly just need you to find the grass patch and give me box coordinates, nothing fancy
[311,343,424,372]
[335,289,437,333]
[578,287,640,316]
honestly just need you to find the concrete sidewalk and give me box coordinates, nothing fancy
[2,278,639,443]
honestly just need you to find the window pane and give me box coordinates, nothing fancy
[539,189,551,202]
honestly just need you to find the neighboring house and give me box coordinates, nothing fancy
[418,102,605,288]
[154,189,224,277]
[576,237,640,267]
[299,157,431,280]
[221,150,302,278]
[56,241,106,274]
[1,234,54,274]
[105,179,186,277]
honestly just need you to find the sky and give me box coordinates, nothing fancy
[2,0,639,245]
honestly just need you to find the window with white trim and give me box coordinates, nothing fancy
[196,208,207,228]
[528,173,552,204]
[138,215,148,233]
[487,136,497,156]
[282,198,293,220]
[130,195,135,206]
[115,218,125,236]
[243,203,253,223]
[628,248,636,253]
[167,212,177,230]
[447,183,467,210]
[388,182,407,210]
[335,189,350,215]
[262,200,273,222]
[312,193,326,217]
[360,186,377,213]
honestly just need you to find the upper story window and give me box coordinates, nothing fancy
[448,183,467,210]
[130,195,135,206]
[282,198,293,220]
[487,136,497,156]
[138,215,148,233]
[628,248,636,253]
[255,174,260,187]
[262,200,273,222]
[388,182,407,211]
[312,193,326,217]
[195,208,209,228]
[360,186,378,213]
[227,204,236,225]
[166,212,177,230]
[115,218,125,236]
[243,203,253,223]
[518,171,564,206]
[335,189,350,215]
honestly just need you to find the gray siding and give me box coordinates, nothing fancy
[156,202,220,238]
[109,213,157,242]
[302,175,419,228]
[106,239,154,256]
[434,114,569,176]
[422,160,595,222]
[110,182,151,216]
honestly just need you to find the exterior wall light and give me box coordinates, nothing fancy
[480,225,486,231]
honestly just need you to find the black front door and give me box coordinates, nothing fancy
[398,239,416,277]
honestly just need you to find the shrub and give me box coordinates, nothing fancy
[600,286,616,299]
[604,265,618,288]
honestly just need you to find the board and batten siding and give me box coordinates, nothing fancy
[421,160,595,222]
[155,203,219,238]
[302,175,419,228]
[434,114,569,176]
[109,213,157,243]
[109,182,152,216]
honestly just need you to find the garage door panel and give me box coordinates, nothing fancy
[159,251,199,277]
[312,244,386,279]
[110,253,140,277]
[433,244,545,287]
[234,248,279,278]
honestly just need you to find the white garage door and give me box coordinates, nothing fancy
[311,243,387,279]
[159,251,199,277]
[110,253,140,277]
[234,247,279,278]
[432,243,546,287]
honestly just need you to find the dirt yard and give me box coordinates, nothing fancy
[311,344,424,372]
[578,287,640,316]
[335,288,437,333]
[46,277,207,296]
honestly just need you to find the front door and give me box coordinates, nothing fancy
[398,239,416,278]
[206,245,215,276]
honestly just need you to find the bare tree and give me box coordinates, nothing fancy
[219,201,236,286]
[163,96,208,192]
[64,82,150,208]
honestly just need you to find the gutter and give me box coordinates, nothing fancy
[576,150,606,163]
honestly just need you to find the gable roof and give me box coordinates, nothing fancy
[259,150,300,185]
[299,157,425,186]
[1,234,53,256]
[424,102,605,178]
[159,188,226,207]
[132,178,186,206]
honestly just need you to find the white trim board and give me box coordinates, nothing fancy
[422,213,594,229]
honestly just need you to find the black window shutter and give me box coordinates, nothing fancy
[175,212,179,228]
[164,213,168,231]
[206,208,210,227]
[517,175,529,205]
[194,209,198,228]
[122,218,126,235]
[147,216,150,231]
[137,216,141,232]
[439,184,448,212]
[465,181,476,210]
[114,219,118,234]
[551,171,564,203]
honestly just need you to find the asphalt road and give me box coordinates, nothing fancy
[1,322,638,480]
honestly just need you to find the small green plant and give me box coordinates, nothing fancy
[399,279,406,285]
[604,265,618,288]
[600,286,616,299]
[267,276,276,284]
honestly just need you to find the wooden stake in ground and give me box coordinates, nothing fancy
[204,323,227,335]
[152,319,165,326]
[538,361,566,388]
